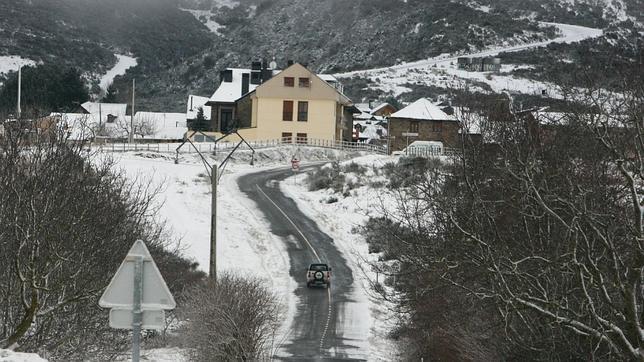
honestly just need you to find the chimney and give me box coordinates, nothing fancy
[251,61,262,71]
[262,58,268,70]
[241,73,250,96]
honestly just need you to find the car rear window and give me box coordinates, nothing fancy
[309,264,328,271]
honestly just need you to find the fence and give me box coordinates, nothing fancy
[89,138,388,155]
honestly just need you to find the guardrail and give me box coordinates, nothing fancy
[89,138,389,155]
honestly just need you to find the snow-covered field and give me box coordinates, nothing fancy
[99,55,137,93]
[335,22,603,98]
[0,55,36,75]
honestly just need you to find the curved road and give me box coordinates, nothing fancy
[238,166,366,361]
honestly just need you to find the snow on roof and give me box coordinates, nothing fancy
[354,103,372,113]
[81,102,127,118]
[370,102,393,114]
[209,68,281,103]
[390,98,455,121]
[318,74,338,82]
[135,112,187,140]
[186,95,211,120]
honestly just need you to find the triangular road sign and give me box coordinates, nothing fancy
[99,240,176,310]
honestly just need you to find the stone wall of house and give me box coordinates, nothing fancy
[389,117,460,151]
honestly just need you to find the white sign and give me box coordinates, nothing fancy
[109,309,166,330]
[291,158,300,171]
[401,132,419,137]
[99,240,176,311]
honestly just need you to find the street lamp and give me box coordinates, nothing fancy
[175,129,255,283]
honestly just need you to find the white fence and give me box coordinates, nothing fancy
[90,138,388,155]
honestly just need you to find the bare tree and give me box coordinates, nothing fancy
[0,114,201,359]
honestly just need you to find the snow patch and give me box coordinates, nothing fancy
[99,54,137,93]
[0,349,47,362]
[0,55,36,75]
[181,8,224,35]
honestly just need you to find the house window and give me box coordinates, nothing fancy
[284,77,294,87]
[282,132,292,143]
[432,121,442,132]
[297,101,308,122]
[283,101,293,121]
[296,133,308,144]
[410,121,419,133]
[298,77,310,88]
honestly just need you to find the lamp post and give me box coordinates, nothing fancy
[175,130,255,282]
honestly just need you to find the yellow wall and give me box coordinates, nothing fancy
[250,98,336,141]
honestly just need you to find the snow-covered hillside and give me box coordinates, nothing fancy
[99,55,137,93]
[0,56,36,75]
[335,22,603,98]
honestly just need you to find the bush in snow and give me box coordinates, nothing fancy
[179,273,282,361]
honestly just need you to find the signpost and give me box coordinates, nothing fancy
[291,156,300,185]
[99,240,176,362]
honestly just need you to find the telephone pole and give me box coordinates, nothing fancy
[16,66,21,118]
[130,79,136,143]
[175,131,255,283]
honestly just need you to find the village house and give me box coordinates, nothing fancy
[199,61,355,143]
[388,98,459,153]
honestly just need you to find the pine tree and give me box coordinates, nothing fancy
[103,84,118,103]
[192,106,208,131]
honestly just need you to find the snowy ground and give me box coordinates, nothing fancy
[99,55,137,93]
[280,155,403,360]
[0,349,47,362]
[0,55,36,75]
[335,22,603,98]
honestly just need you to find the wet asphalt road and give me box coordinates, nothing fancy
[238,166,367,361]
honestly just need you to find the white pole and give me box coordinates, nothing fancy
[17,66,21,118]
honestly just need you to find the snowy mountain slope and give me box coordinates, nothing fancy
[335,22,604,98]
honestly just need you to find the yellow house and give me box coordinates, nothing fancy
[201,62,355,143]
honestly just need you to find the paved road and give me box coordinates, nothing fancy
[238,166,366,361]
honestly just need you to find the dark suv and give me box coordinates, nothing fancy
[306,263,331,288]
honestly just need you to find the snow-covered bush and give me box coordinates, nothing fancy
[179,273,282,361]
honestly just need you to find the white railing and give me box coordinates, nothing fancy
[88,138,388,155]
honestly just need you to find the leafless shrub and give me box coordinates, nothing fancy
[0,113,203,360]
[180,273,283,361]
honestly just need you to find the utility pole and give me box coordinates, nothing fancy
[130,79,135,143]
[16,66,21,118]
[175,131,255,283]
[210,167,217,280]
